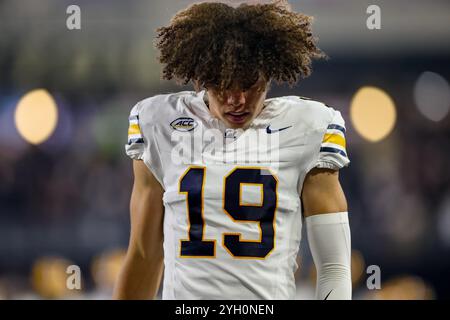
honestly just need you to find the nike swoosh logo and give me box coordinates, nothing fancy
[266,125,292,134]
[324,289,333,300]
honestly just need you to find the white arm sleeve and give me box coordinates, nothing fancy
[306,212,352,300]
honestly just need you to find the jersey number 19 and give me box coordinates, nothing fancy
[179,167,278,259]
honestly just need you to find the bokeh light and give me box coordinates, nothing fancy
[372,275,435,300]
[351,249,366,287]
[91,249,126,291]
[31,256,79,299]
[14,89,58,145]
[350,86,397,142]
[414,71,450,122]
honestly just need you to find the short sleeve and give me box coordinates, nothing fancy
[315,109,350,170]
[124,102,145,160]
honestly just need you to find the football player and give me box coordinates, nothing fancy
[114,1,351,300]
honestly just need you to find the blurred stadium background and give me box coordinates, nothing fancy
[0,0,449,299]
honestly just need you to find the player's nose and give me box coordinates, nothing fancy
[226,90,246,108]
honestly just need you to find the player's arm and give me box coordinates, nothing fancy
[301,167,352,300]
[113,160,164,300]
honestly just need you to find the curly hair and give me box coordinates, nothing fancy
[155,1,326,92]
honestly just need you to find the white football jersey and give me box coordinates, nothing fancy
[125,90,349,300]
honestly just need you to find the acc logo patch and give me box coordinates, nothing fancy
[170,117,198,132]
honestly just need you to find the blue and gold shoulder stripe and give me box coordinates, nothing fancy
[125,103,146,160]
[316,117,350,170]
[127,114,144,145]
[320,123,347,158]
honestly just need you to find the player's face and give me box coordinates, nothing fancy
[206,77,269,129]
